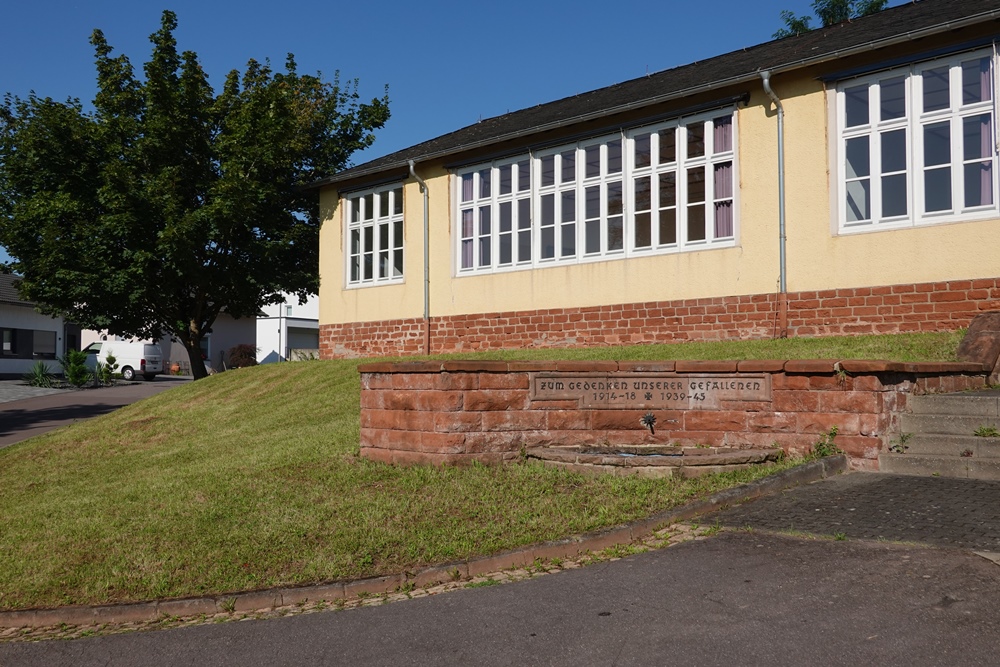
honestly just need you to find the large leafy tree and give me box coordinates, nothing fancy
[774,0,888,38]
[0,11,389,378]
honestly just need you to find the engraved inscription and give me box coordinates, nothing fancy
[530,373,771,409]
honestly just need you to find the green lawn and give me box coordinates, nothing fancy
[0,331,962,610]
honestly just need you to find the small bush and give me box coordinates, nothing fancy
[60,349,93,388]
[22,361,55,388]
[227,344,258,369]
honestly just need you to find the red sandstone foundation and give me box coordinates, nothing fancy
[358,359,990,471]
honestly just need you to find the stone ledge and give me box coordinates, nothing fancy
[358,360,986,376]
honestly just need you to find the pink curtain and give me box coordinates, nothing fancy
[714,162,734,237]
[714,117,733,153]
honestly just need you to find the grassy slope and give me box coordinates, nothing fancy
[0,332,962,609]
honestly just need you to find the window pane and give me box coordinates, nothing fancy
[880,77,905,121]
[461,209,473,237]
[541,194,554,225]
[924,167,951,212]
[659,129,676,164]
[500,234,512,264]
[461,240,473,268]
[586,220,600,254]
[659,209,677,245]
[363,194,373,220]
[607,139,622,174]
[965,162,993,207]
[845,84,869,127]
[393,188,403,215]
[713,116,732,153]
[714,202,734,239]
[846,136,870,179]
[846,180,870,222]
[393,221,403,249]
[499,164,512,195]
[963,114,991,160]
[518,230,531,262]
[923,66,950,112]
[585,185,600,219]
[687,205,705,241]
[379,251,389,279]
[882,173,907,217]
[881,130,906,173]
[479,169,491,198]
[499,201,512,232]
[635,212,651,248]
[461,174,473,203]
[350,255,360,282]
[541,155,555,187]
[479,237,491,267]
[350,229,360,254]
[517,160,530,192]
[962,57,991,105]
[363,253,373,280]
[541,227,555,259]
[379,222,389,250]
[634,133,651,168]
[561,223,575,257]
[379,191,389,218]
[608,216,623,251]
[607,181,623,216]
[561,191,575,222]
[687,123,705,158]
[687,168,705,204]
[585,145,601,178]
[363,226,373,254]
[924,122,951,166]
[635,176,651,211]
[517,198,531,229]
[350,196,361,222]
[714,162,733,199]
[479,206,491,234]
[560,150,576,183]
[659,172,676,207]
[393,249,403,277]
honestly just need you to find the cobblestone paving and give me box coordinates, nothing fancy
[0,381,68,404]
[712,472,1000,551]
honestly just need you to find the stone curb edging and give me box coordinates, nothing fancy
[0,456,847,629]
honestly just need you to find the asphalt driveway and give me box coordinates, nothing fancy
[0,377,190,448]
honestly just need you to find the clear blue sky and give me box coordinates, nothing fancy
[0,0,903,265]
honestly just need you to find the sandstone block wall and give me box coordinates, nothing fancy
[358,360,989,471]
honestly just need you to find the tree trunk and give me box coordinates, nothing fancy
[182,340,209,379]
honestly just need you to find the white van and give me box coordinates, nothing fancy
[83,342,164,381]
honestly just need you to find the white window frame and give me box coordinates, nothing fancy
[452,109,738,275]
[834,47,999,234]
[345,184,405,287]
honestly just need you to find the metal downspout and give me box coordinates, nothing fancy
[409,160,431,354]
[761,70,788,337]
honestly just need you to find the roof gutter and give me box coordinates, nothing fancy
[313,8,1000,189]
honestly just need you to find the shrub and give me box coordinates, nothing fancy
[96,352,119,385]
[60,349,93,388]
[227,344,258,369]
[22,361,55,388]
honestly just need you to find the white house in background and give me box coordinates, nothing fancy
[256,294,319,364]
[81,312,257,375]
[0,274,79,379]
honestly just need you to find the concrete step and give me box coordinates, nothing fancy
[907,394,1000,417]
[879,453,1000,480]
[898,434,1000,457]
[899,413,1000,437]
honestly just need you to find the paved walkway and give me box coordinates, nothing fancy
[712,472,1000,552]
[0,377,190,448]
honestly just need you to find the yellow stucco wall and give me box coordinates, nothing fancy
[319,65,1000,326]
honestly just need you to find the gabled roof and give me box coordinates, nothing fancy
[0,273,31,307]
[312,0,1000,190]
